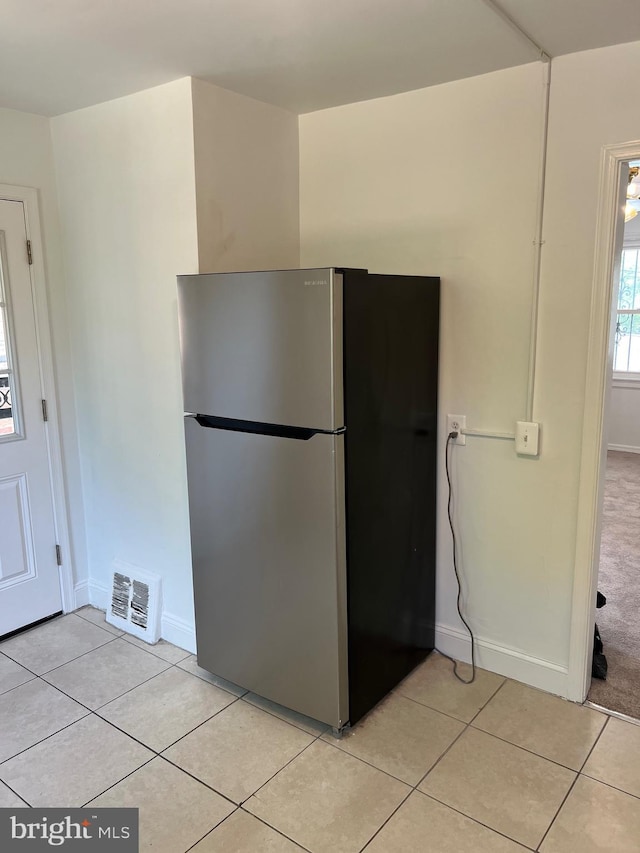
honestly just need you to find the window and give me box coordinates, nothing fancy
[614,244,640,377]
[0,235,18,437]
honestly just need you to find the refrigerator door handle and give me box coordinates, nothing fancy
[191,414,345,441]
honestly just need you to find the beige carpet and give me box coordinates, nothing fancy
[588,450,640,718]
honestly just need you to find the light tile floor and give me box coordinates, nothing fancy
[1,610,640,851]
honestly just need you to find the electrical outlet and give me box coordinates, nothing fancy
[447,414,466,445]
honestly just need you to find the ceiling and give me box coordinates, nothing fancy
[1,0,640,117]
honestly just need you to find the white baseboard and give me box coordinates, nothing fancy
[608,443,640,454]
[76,586,564,694]
[73,580,89,608]
[87,578,110,610]
[435,622,569,698]
[161,612,196,654]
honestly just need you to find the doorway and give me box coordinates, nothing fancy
[0,191,69,636]
[586,166,640,715]
[569,142,640,710]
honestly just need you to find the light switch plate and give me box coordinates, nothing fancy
[516,421,540,456]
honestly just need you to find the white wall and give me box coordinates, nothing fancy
[51,79,200,647]
[43,39,640,684]
[191,78,300,272]
[299,63,565,690]
[532,42,640,693]
[51,77,301,649]
[0,107,87,595]
[608,386,640,451]
[299,40,640,694]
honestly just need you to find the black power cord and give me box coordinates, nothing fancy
[435,431,476,685]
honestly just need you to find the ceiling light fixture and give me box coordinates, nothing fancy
[625,166,640,222]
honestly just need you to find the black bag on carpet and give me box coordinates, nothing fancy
[592,592,607,680]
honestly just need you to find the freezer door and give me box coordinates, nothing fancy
[184,416,349,728]
[178,269,343,430]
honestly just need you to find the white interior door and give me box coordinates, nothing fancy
[0,198,61,635]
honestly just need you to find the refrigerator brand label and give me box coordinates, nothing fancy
[304,279,327,286]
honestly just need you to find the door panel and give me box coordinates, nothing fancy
[178,269,343,430]
[0,199,61,635]
[0,474,36,587]
[184,417,348,728]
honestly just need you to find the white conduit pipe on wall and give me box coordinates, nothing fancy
[525,56,551,424]
[461,1,551,442]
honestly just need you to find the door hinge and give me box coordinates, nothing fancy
[41,399,48,421]
[55,545,62,566]
[26,240,33,265]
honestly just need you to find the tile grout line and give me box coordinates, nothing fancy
[73,609,125,636]
[395,673,510,794]
[1,660,222,771]
[0,668,48,695]
[80,754,158,809]
[396,672,508,730]
[357,787,414,852]
[398,691,483,726]
[575,713,640,803]
[75,608,194,667]
[0,616,120,674]
[234,735,354,852]
[38,633,122,676]
[246,684,527,853]
[89,680,246,763]
[181,808,242,853]
[156,695,243,753]
[3,655,323,814]
[359,677,514,849]
[7,626,634,851]
[41,634,168,678]
[1,680,169,774]
[39,666,167,714]
[533,773,580,852]
[350,672,546,851]
[412,673,530,846]
[468,676,509,725]
[417,790,538,852]
[413,716,472,789]
[0,705,93,768]
[238,808,316,853]
[0,778,32,808]
[157,753,243,810]
[89,659,235,713]
[239,725,328,807]
[534,716,611,852]
[83,748,236,814]
[400,674,586,852]
[466,722,604,774]
[0,651,49,682]
[0,674,38,698]
[576,771,640,805]
[318,733,418,787]
[577,714,611,774]
[407,731,536,847]
[0,632,120,685]
[118,635,192,666]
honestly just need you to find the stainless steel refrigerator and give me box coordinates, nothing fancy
[178,267,439,731]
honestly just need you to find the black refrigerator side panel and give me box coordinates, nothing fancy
[343,271,439,726]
